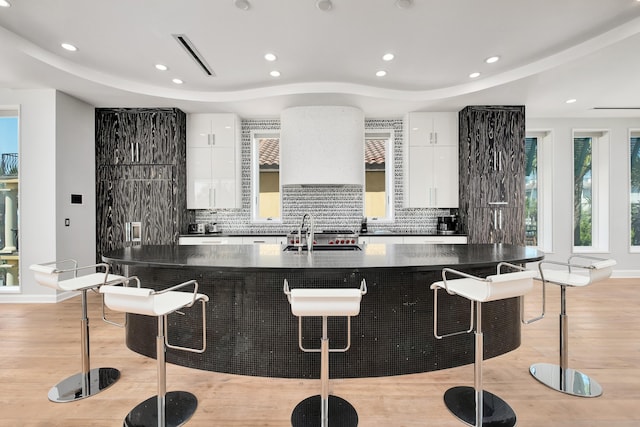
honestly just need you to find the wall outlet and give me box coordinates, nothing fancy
[65,218,70,227]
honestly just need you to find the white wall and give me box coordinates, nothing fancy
[0,89,96,302]
[528,117,640,276]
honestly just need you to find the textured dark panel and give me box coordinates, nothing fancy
[95,108,186,265]
[458,106,525,244]
[123,266,522,379]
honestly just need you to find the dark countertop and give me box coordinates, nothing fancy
[179,232,467,237]
[103,243,542,272]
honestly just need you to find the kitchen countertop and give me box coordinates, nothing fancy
[179,231,468,237]
[105,242,538,272]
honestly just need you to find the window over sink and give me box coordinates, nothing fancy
[252,131,281,222]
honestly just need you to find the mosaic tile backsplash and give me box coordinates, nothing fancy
[193,118,454,234]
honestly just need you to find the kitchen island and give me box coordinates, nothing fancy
[103,243,543,379]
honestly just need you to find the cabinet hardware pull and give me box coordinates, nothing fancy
[131,143,135,163]
[136,142,140,163]
[488,201,508,206]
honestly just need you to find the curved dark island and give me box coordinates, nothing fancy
[103,243,543,379]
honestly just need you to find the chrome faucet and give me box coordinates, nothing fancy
[298,213,315,252]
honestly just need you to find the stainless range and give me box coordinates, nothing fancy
[284,229,361,251]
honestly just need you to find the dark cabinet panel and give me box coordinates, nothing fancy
[459,106,526,245]
[96,108,184,166]
[95,108,186,265]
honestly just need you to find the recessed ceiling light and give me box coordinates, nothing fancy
[485,56,500,64]
[469,72,481,78]
[0,1,11,8]
[234,0,251,11]
[270,70,281,77]
[264,53,277,62]
[316,0,332,11]
[155,64,168,71]
[566,98,577,104]
[376,70,387,77]
[61,43,77,52]
[382,53,395,61]
[172,78,183,84]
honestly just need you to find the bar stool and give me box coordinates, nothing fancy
[100,278,209,427]
[430,263,535,427]
[29,259,126,402]
[283,278,367,427]
[525,256,616,397]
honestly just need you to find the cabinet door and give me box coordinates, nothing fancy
[407,146,432,207]
[187,114,213,147]
[431,145,458,208]
[431,112,458,146]
[210,114,237,147]
[187,146,213,209]
[139,178,174,245]
[406,113,433,146]
[211,146,238,208]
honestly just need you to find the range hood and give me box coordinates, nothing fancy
[280,106,364,186]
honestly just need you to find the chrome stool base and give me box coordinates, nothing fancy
[291,395,358,427]
[123,391,198,427]
[444,386,516,427]
[48,367,120,403]
[530,362,603,398]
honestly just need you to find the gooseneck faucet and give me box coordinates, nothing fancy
[298,213,315,252]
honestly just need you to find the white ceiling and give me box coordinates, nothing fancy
[1,0,640,118]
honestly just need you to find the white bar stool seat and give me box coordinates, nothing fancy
[525,256,616,398]
[430,263,535,427]
[101,279,209,427]
[284,279,367,427]
[29,260,125,403]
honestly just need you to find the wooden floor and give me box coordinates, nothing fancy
[1,278,639,426]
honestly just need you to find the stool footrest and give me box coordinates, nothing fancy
[47,367,120,403]
[291,395,358,427]
[530,362,603,397]
[124,391,198,427]
[443,386,516,427]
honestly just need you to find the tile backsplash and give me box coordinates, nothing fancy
[193,118,453,234]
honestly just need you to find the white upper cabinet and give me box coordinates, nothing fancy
[187,113,241,209]
[404,112,459,208]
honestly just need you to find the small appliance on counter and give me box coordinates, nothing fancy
[206,223,220,233]
[437,215,459,235]
[187,223,205,234]
[360,217,368,234]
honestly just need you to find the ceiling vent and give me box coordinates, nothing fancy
[172,34,215,76]
[593,107,640,110]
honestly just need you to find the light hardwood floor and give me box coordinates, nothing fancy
[1,278,639,426]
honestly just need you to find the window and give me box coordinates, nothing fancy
[524,137,538,246]
[0,111,19,290]
[573,130,609,252]
[365,132,394,221]
[629,131,640,251]
[252,132,281,221]
[525,131,553,252]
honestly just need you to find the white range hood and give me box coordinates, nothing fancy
[280,106,364,186]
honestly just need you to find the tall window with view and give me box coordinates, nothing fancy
[257,136,280,220]
[574,136,593,247]
[0,113,19,289]
[630,132,640,248]
[365,137,386,218]
[524,137,538,246]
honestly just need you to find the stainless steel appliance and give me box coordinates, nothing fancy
[437,215,458,235]
[283,229,361,251]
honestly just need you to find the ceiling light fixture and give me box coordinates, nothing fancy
[316,0,332,11]
[61,43,78,52]
[264,53,277,61]
[469,72,481,78]
[0,1,11,7]
[396,0,413,9]
[376,70,387,77]
[155,64,168,71]
[485,56,500,64]
[234,0,251,11]
[382,53,395,61]
[566,98,577,104]
[270,70,281,77]
[172,78,183,84]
